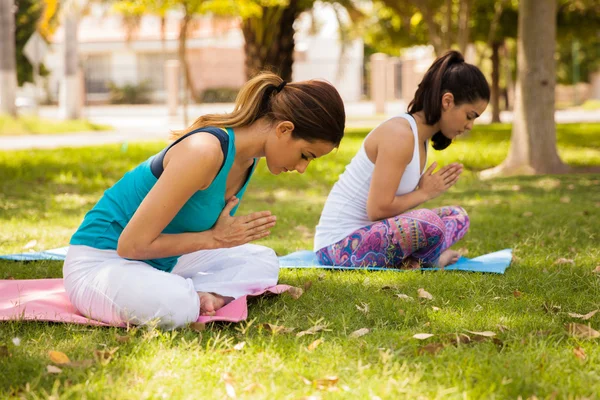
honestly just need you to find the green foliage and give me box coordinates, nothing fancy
[0,114,112,135]
[0,123,599,398]
[14,0,48,86]
[107,80,153,105]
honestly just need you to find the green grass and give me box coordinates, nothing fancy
[0,114,112,136]
[1,123,600,399]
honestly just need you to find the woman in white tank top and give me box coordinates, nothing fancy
[314,50,490,269]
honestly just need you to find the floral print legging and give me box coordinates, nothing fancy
[315,206,469,268]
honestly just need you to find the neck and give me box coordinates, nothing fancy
[412,111,440,143]
[231,119,270,163]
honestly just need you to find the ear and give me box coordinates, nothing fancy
[275,121,295,139]
[441,92,455,111]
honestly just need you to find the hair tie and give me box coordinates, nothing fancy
[276,81,287,93]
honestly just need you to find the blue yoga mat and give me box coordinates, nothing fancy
[1,246,512,274]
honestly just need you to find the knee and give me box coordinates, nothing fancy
[245,245,280,278]
[451,206,470,230]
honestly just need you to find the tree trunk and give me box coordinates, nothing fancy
[179,13,191,126]
[457,0,471,55]
[491,41,501,123]
[0,0,17,117]
[242,0,300,81]
[59,9,81,120]
[480,0,567,178]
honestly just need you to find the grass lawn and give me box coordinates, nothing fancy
[0,114,112,136]
[1,123,599,398]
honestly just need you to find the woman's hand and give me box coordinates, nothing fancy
[418,162,463,200]
[211,197,277,248]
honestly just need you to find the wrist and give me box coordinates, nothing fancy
[201,229,219,250]
[417,188,433,202]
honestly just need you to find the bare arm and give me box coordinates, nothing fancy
[366,119,430,221]
[117,134,276,260]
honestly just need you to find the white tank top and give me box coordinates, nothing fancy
[314,113,428,250]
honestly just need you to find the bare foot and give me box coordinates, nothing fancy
[437,249,461,269]
[197,292,229,316]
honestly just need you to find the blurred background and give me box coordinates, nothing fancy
[1,0,599,137]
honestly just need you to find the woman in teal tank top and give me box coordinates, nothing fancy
[63,72,346,329]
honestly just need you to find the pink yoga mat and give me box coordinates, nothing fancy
[0,279,292,326]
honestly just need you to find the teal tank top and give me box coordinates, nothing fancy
[70,127,257,272]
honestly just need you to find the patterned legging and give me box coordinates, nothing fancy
[315,206,469,268]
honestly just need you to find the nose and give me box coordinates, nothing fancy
[295,159,310,174]
[466,120,474,130]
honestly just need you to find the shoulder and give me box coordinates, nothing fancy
[366,117,415,158]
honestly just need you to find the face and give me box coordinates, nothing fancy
[264,121,337,175]
[438,94,488,140]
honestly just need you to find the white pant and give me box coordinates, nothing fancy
[63,244,280,329]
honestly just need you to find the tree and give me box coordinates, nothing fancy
[0,0,17,116]
[14,0,46,86]
[59,1,84,120]
[481,0,567,178]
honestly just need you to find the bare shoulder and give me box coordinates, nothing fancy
[364,117,415,162]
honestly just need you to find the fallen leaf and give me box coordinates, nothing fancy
[297,325,330,337]
[225,382,236,399]
[417,288,433,300]
[567,323,600,340]
[522,211,533,217]
[554,258,575,265]
[23,240,37,249]
[573,347,587,360]
[513,290,522,298]
[431,306,441,312]
[542,302,561,314]
[592,266,600,274]
[356,302,369,314]
[115,335,130,343]
[46,365,62,374]
[94,347,118,365]
[418,343,444,355]
[263,323,295,334]
[189,322,206,332]
[497,324,509,333]
[49,350,70,365]
[349,328,370,338]
[314,376,339,390]
[12,338,20,346]
[466,330,496,337]
[303,281,313,291]
[233,342,246,351]
[307,338,324,351]
[396,294,413,301]
[318,273,326,281]
[568,310,599,321]
[560,196,571,203]
[398,309,406,316]
[413,333,434,340]
[287,286,304,300]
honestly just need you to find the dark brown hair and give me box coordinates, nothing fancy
[408,50,490,150]
[172,72,346,146]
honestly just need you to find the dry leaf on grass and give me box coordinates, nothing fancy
[189,322,206,332]
[94,347,118,365]
[263,323,295,334]
[287,286,304,300]
[318,273,326,281]
[23,240,37,250]
[303,281,313,291]
[522,211,533,217]
[568,310,599,320]
[592,266,600,274]
[560,196,571,203]
[567,323,600,339]
[513,290,522,298]
[356,302,369,314]
[431,306,441,312]
[307,338,324,351]
[314,376,339,390]
[233,342,246,351]
[297,325,331,337]
[396,294,413,301]
[466,330,497,337]
[554,258,575,265]
[418,343,444,355]
[46,365,62,374]
[573,347,587,360]
[12,338,20,346]
[350,328,370,338]
[417,288,433,300]
[49,350,70,365]
[413,333,434,340]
